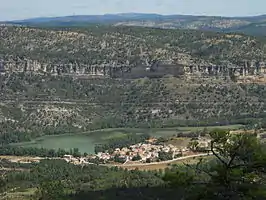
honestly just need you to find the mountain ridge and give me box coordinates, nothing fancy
[2,13,266,36]
[6,13,266,23]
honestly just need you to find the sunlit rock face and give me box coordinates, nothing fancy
[1,58,266,79]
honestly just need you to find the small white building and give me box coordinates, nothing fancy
[64,155,72,159]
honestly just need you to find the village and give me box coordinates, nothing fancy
[62,136,212,165]
[0,134,214,166]
[4,128,265,167]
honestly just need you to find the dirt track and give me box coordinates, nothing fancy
[102,153,211,167]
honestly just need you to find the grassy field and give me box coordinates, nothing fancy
[166,137,192,148]
[86,124,244,138]
[176,124,243,132]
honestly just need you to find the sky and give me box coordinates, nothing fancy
[0,0,265,21]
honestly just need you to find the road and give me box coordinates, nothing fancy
[102,153,212,167]
[0,153,212,168]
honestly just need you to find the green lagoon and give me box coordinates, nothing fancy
[11,128,144,154]
[12,134,97,154]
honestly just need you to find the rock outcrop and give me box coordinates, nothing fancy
[1,58,266,79]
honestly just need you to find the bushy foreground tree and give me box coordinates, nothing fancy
[164,129,266,200]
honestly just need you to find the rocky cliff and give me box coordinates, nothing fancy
[1,26,266,80]
[1,58,266,80]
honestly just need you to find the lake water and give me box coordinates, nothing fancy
[15,134,98,154]
[12,128,140,154]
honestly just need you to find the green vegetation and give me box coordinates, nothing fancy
[0,146,82,158]
[1,25,266,66]
[0,25,266,146]
[0,130,266,200]
[164,130,266,199]
[94,133,150,154]
[1,72,264,145]
[0,158,164,199]
[158,151,174,161]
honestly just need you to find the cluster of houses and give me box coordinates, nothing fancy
[100,143,187,163]
[62,142,190,165]
[62,137,212,165]
[89,141,193,164]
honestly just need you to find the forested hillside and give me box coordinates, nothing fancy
[1,25,266,65]
[1,73,266,144]
[0,26,266,144]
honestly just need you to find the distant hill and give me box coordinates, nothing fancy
[1,13,266,36]
[225,21,266,36]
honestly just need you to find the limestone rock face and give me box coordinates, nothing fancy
[1,58,266,80]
